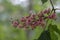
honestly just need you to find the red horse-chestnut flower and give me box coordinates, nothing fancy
[11,8,57,30]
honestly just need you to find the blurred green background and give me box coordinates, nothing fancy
[0,0,60,40]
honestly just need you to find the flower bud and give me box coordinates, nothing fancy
[20,17,26,22]
[38,13,44,17]
[12,21,19,27]
[17,24,23,28]
[43,8,50,14]
[26,19,31,25]
[48,13,57,20]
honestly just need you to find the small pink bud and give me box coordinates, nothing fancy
[37,20,41,25]
[26,14,31,19]
[26,16,30,19]
[48,13,56,20]
[30,14,36,19]
[43,8,50,14]
[17,24,23,28]
[44,10,48,13]
[39,17,43,22]
[12,21,19,27]
[20,17,26,22]
[38,13,44,17]
[32,14,36,17]
[40,21,46,28]
[26,19,31,25]
[47,8,50,13]
[31,24,36,30]
[30,22,37,29]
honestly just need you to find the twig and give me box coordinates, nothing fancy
[55,8,60,10]
[49,0,55,13]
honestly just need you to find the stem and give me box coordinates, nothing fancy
[45,0,56,30]
[50,0,54,9]
[55,8,60,10]
[49,0,55,13]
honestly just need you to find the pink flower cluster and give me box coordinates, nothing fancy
[12,8,56,30]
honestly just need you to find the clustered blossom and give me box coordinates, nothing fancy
[11,8,57,30]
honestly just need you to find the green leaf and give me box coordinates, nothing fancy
[52,25,60,35]
[37,30,51,40]
[31,27,43,40]
[49,24,60,35]
[48,24,58,40]
[50,31,58,40]
[41,0,48,4]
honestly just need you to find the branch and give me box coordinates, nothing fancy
[50,0,54,9]
[49,0,55,13]
[55,8,60,10]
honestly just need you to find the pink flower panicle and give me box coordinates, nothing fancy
[11,8,57,30]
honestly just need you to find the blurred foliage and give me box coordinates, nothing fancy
[41,0,48,4]
[0,0,60,40]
